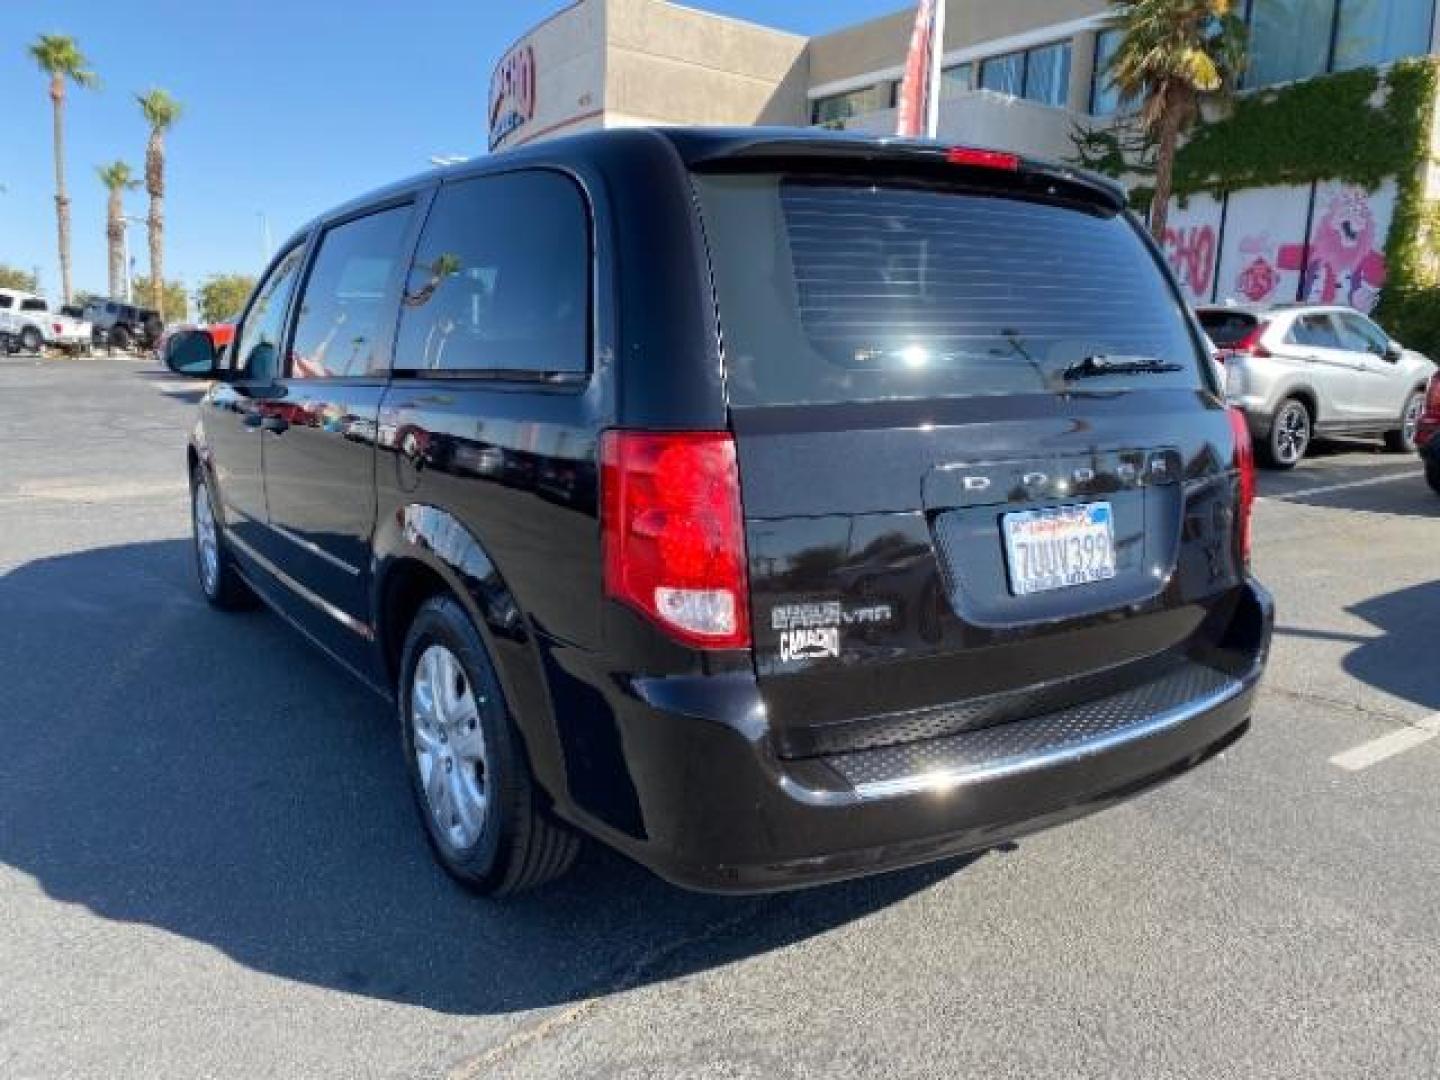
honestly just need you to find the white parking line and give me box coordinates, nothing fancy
[1260,471,1421,502]
[0,479,185,507]
[1330,713,1440,772]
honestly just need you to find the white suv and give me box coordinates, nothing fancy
[1199,304,1437,469]
[0,288,93,354]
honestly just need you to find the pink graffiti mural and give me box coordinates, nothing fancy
[1232,234,1283,302]
[1302,188,1388,312]
[1176,182,1395,312]
[1163,224,1217,299]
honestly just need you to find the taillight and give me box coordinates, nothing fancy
[947,147,1020,171]
[1426,375,1440,417]
[1233,322,1271,358]
[600,431,751,650]
[1228,407,1255,565]
[52,323,63,335]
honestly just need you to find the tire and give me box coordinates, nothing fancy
[399,595,579,896]
[189,465,256,610]
[1260,397,1311,470]
[1383,390,1425,454]
[19,327,42,354]
[1427,459,1440,496]
[110,325,132,352]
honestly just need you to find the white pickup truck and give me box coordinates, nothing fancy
[0,288,93,354]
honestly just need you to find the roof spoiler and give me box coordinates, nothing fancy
[683,134,1127,213]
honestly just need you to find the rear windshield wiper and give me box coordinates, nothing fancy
[1061,354,1184,381]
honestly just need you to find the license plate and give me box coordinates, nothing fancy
[1003,502,1117,597]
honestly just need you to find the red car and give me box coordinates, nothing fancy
[207,321,236,351]
[1418,374,1440,495]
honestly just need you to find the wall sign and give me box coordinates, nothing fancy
[490,44,537,150]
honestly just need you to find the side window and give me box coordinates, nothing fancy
[1335,312,1390,356]
[288,206,412,380]
[232,245,307,381]
[0,296,12,310]
[20,299,47,313]
[1289,313,1343,349]
[980,52,1025,96]
[395,171,590,375]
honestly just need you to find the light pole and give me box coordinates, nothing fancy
[258,212,273,263]
[121,215,145,302]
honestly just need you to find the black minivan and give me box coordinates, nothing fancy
[164,128,1271,895]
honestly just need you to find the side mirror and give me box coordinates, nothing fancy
[1384,342,1404,364]
[164,329,220,378]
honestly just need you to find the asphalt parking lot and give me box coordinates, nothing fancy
[2,353,1437,1080]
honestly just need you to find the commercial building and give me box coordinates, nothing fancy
[490,1,1440,322]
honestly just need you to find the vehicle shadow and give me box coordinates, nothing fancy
[1276,580,1440,713]
[1344,580,1440,712]
[0,539,966,1016]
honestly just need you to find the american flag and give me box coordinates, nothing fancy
[895,0,947,139]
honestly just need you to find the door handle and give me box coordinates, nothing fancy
[261,416,290,434]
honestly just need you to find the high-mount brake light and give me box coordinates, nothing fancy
[946,147,1021,172]
[600,431,751,650]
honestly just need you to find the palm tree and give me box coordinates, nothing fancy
[28,35,98,304]
[97,161,139,299]
[1107,0,1247,239]
[137,89,182,320]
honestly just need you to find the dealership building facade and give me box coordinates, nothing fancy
[491,1,1440,321]
[492,1,1440,156]
[489,0,1126,159]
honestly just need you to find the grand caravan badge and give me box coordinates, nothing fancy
[771,601,895,663]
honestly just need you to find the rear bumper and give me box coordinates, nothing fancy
[575,578,1273,893]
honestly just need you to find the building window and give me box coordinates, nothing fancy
[1024,42,1072,106]
[941,62,974,98]
[811,82,895,125]
[980,43,1073,107]
[1246,0,1335,87]
[1334,0,1435,71]
[980,51,1025,96]
[1247,0,1434,89]
[1091,27,1126,115]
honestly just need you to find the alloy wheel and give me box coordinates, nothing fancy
[193,481,220,596]
[1402,395,1423,449]
[1274,403,1310,465]
[410,644,491,851]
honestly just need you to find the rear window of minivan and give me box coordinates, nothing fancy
[694,175,1207,406]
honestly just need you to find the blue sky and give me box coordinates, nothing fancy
[1,0,895,302]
